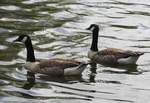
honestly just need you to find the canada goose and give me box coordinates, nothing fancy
[13,35,88,76]
[87,24,144,65]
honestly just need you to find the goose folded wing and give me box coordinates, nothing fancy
[97,48,143,57]
[24,59,82,75]
[39,59,82,68]
[97,48,126,55]
[92,49,143,64]
[39,59,82,75]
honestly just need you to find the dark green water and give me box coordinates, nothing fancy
[0,0,150,103]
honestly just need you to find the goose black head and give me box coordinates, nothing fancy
[86,24,99,32]
[13,35,30,43]
[13,35,35,62]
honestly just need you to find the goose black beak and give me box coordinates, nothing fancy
[13,39,17,42]
[13,38,19,43]
[86,27,90,30]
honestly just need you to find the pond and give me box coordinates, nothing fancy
[0,0,150,103]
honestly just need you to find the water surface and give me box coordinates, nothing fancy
[0,0,150,103]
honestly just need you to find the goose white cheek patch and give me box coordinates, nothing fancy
[90,26,95,31]
[22,36,27,43]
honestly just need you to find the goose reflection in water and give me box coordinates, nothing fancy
[88,62,140,83]
[22,71,35,90]
[22,71,84,90]
[102,64,139,75]
[89,63,97,83]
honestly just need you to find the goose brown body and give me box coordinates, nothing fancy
[88,48,144,64]
[24,58,86,76]
[87,24,144,65]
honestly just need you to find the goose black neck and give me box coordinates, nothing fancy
[91,29,99,51]
[24,38,35,62]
